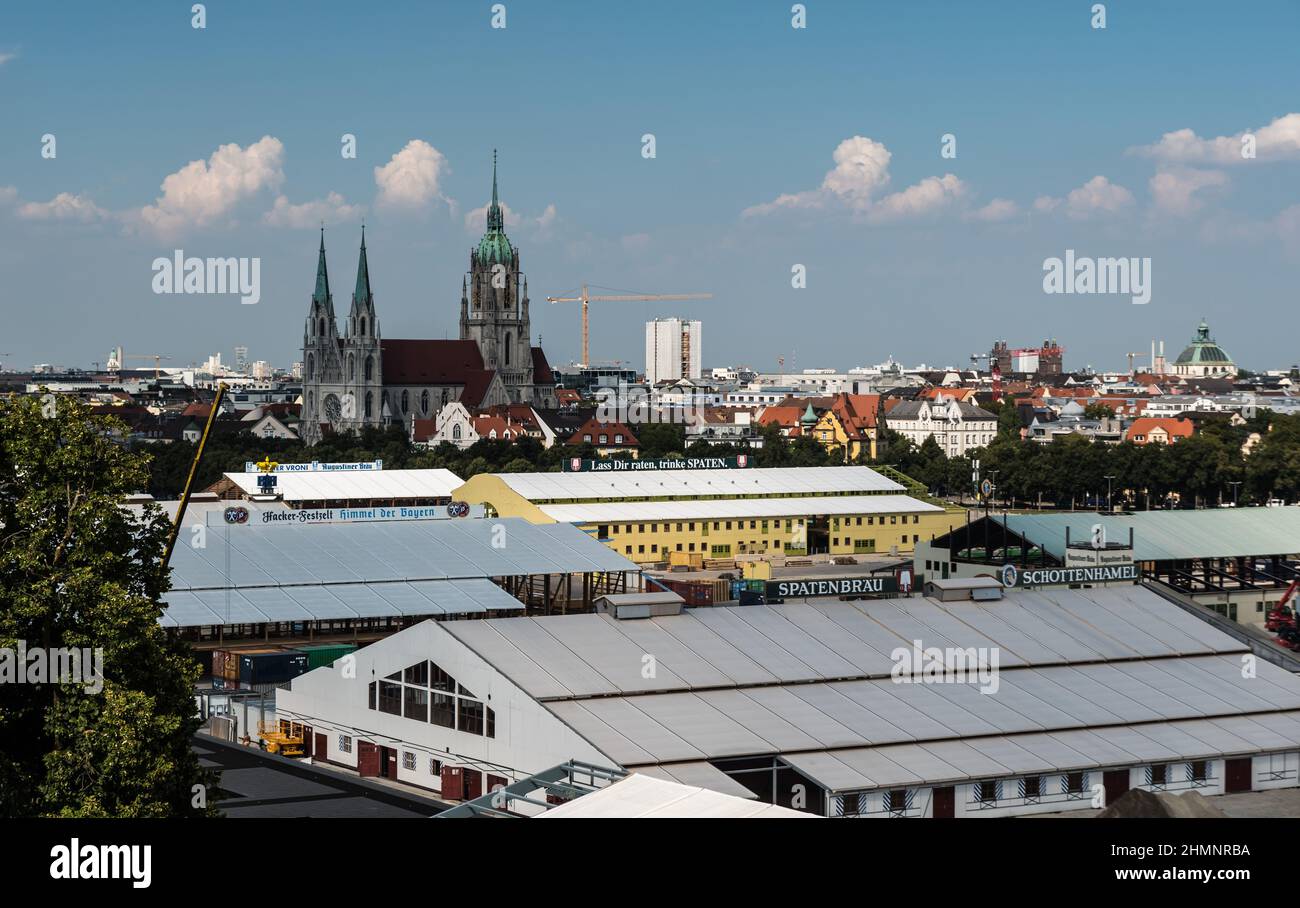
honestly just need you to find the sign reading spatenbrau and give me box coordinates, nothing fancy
[766,576,899,599]
[564,455,753,472]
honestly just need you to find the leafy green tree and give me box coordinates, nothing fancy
[0,396,213,816]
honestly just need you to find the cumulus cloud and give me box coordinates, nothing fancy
[868,173,967,222]
[17,192,109,222]
[263,192,364,228]
[535,203,557,231]
[1149,168,1228,216]
[374,139,450,210]
[1035,175,1135,219]
[134,136,284,235]
[1131,113,1300,164]
[965,198,1020,222]
[743,135,965,222]
[0,52,16,66]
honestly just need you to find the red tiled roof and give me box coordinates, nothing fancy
[531,346,554,385]
[1125,417,1195,443]
[410,417,437,442]
[381,339,484,385]
[566,418,640,447]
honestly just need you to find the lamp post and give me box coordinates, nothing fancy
[989,470,1000,512]
[1228,481,1241,507]
[1104,474,1116,514]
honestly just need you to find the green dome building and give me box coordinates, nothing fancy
[1172,319,1237,378]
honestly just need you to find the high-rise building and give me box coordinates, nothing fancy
[645,317,702,385]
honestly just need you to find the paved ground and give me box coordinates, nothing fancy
[196,735,448,818]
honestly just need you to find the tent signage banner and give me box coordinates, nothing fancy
[766,576,899,599]
[998,563,1138,587]
[565,455,753,472]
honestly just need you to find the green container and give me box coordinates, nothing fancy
[293,643,357,670]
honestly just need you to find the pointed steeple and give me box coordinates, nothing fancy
[353,225,372,307]
[487,148,504,232]
[313,227,332,309]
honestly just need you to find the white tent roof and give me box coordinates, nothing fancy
[539,494,942,523]
[495,466,904,502]
[536,772,813,818]
[222,468,462,502]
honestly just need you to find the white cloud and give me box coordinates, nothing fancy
[966,198,1020,222]
[1131,113,1300,164]
[868,173,967,222]
[1036,175,1135,219]
[0,52,16,66]
[621,233,651,253]
[263,192,364,228]
[1149,168,1228,216]
[744,136,968,223]
[374,139,450,210]
[17,192,109,222]
[535,203,557,231]
[135,136,284,235]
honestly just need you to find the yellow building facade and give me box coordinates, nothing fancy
[454,467,964,566]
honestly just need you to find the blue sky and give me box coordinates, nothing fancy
[2,0,1299,373]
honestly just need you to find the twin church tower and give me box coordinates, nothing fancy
[300,153,555,445]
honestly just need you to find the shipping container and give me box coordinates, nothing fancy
[287,642,358,670]
[238,650,310,685]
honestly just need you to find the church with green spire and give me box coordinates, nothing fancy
[301,153,556,445]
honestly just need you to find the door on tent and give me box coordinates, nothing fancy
[932,786,955,818]
[1103,769,1130,806]
[357,741,380,777]
[314,733,328,761]
[1225,758,1252,793]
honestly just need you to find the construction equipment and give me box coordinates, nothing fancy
[161,382,228,572]
[257,719,306,757]
[1124,351,1149,376]
[121,353,173,380]
[546,283,711,367]
[1266,578,1300,633]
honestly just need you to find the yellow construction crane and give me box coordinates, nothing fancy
[122,353,173,380]
[546,283,712,367]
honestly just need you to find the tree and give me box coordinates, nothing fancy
[0,396,213,816]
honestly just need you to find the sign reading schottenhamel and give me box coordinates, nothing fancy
[1042,249,1151,305]
[766,576,899,600]
[998,563,1139,588]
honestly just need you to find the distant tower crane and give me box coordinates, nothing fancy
[123,353,173,380]
[1125,351,1149,377]
[546,283,712,367]
[970,352,1003,397]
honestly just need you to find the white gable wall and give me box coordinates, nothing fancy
[275,619,613,790]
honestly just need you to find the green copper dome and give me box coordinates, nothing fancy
[1175,319,1234,365]
[476,150,514,265]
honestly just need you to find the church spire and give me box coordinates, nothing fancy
[313,226,332,310]
[353,224,372,307]
[487,148,504,232]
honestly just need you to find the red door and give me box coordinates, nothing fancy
[357,741,380,777]
[314,733,328,762]
[933,786,955,818]
[463,770,483,801]
[486,774,508,796]
[386,749,398,778]
[1103,769,1130,807]
[441,765,464,799]
[301,726,314,757]
[1225,758,1252,793]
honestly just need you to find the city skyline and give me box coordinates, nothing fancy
[3,1,1300,372]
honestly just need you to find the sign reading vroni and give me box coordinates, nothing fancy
[766,576,899,600]
[243,460,384,473]
[998,562,1139,588]
[564,455,752,472]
